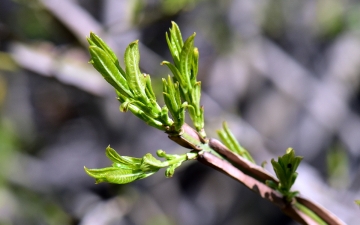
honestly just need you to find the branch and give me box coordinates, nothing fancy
[83,24,347,225]
[169,124,345,225]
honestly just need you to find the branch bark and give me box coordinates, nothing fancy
[169,124,345,225]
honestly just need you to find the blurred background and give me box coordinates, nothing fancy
[0,0,360,224]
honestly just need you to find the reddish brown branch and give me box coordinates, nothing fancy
[200,143,345,225]
[209,138,278,183]
[197,151,318,225]
[169,124,345,225]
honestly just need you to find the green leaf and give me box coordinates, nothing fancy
[89,46,132,97]
[217,122,255,163]
[127,104,165,130]
[105,146,141,170]
[144,74,156,101]
[156,149,169,159]
[124,41,147,100]
[192,81,201,107]
[270,148,303,200]
[88,33,118,64]
[160,106,173,126]
[88,33,174,131]
[119,99,132,112]
[165,162,182,178]
[179,33,196,93]
[85,147,197,185]
[162,76,179,114]
[118,97,165,130]
[161,61,187,91]
[162,76,185,131]
[265,180,278,190]
[189,81,204,131]
[166,32,180,67]
[165,22,184,67]
[140,153,164,171]
[84,166,151,184]
[191,47,199,85]
[88,33,126,81]
[170,21,184,54]
[162,23,206,137]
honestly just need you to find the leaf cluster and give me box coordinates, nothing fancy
[87,22,205,136]
[84,146,197,184]
[162,22,204,137]
[88,33,172,131]
[267,148,303,201]
[85,22,207,185]
[83,24,347,225]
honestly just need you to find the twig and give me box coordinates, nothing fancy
[169,124,345,225]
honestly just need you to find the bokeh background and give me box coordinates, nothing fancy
[1,0,360,224]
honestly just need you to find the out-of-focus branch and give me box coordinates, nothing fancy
[40,0,103,45]
[10,43,110,96]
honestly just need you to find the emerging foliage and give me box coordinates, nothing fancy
[266,148,303,201]
[162,75,187,132]
[84,146,197,184]
[88,33,173,131]
[83,22,346,225]
[217,122,255,163]
[85,22,207,184]
[162,22,205,138]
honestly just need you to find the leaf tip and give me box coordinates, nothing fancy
[286,147,294,154]
[84,166,92,176]
[160,61,169,65]
[194,47,199,54]
[131,40,139,45]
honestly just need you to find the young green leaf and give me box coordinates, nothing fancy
[162,75,186,131]
[166,32,180,67]
[84,166,152,184]
[88,32,118,65]
[179,33,196,93]
[270,148,303,200]
[140,153,164,171]
[88,33,176,131]
[144,74,156,101]
[162,23,206,137]
[165,162,182,177]
[106,146,141,169]
[85,147,196,185]
[87,33,126,82]
[190,81,204,132]
[165,22,184,67]
[124,41,147,100]
[161,61,187,90]
[191,47,199,85]
[89,46,132,97]
[127,104,165,130]
[217,122,255,163]
[170,21,183,55]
